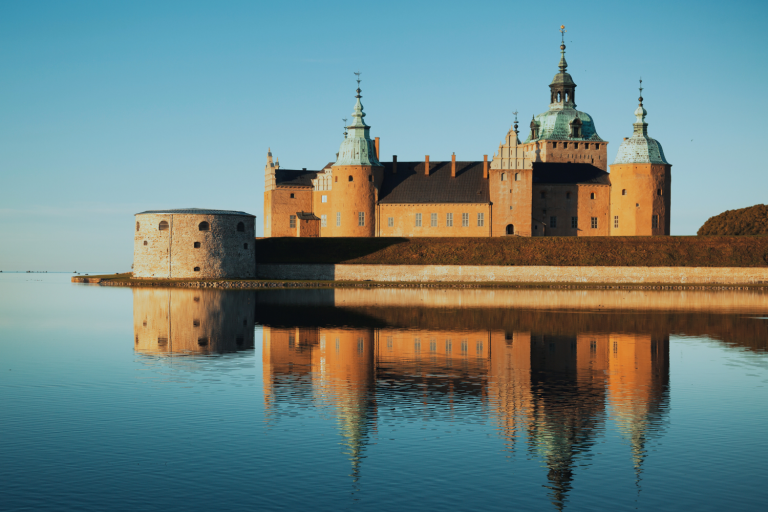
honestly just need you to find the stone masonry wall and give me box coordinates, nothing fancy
[256,264,768,285]
[134,213,255,279]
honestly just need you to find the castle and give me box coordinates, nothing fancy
[264,31,671,238]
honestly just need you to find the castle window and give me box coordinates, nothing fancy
[557,92,561,102]
[321,214,327,227]
[431,213,437,227]
[348,176,353,182]
[358,212,365,226]
[136,221,140,231]
[657,188,663,196]
[336,212,340,226]
[571,216,578,228]
[574,143,579,149]
[194,267,200,272]
[368,175,372,182]
[415,213,422,227]
[387,217,394,227]
[515,173,520,181]
[563,142,568,149]
[506,224,514,235]
[290,193,295,198]
[477,213,484,227]
[237,222,245,232]
[197,337,208,346]
[552,142,557,149]
[289,215,296,228]
[193,320,200,327]
[198,221,209,231]
[159,220,169,231]
[566,192,571,199]
[462,213,469,227]
[594,143,600,150]
[144,240,148,246]
[243,243,248,249]
[194,242,200,248]
[614,216,619,229]
[591,217,598,229]
[534,225,538,230]
[622,189,627,195]
[590,192,595,199]
[447,213,453,227]
[652,215,659,229]
[321,195,327,203]
[335,176,338,183]
[550,216,557,228]
[501,173,506,181]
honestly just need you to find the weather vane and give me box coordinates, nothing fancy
[560,25,566,43]
[639,78,644,105]
[513,110,519,122]
[354,71,362,86]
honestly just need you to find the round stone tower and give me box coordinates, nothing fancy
[609,84,672,236]
[133,208,256,278]
[330,76,382,237]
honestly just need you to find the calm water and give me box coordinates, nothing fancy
[1,274,768,511]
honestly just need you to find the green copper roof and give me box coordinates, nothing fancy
[524,41,603,143]
[333,79,381,167]
[613,95,669,165]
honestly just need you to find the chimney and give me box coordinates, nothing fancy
[425,155,430,176]
[451,153,456,178]
[483,155,488,179]
[393,155,397,174]
[374,137,380,160]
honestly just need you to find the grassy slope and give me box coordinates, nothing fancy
[255,236,768,267]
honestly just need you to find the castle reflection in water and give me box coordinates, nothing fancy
[131,286,768,509]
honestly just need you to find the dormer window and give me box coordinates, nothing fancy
[570,117,583,138]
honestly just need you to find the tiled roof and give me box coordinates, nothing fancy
[378,161,490,204]
[275,169,319,187]
[532,162,610,185]
[296,212,320,220]
[136,208,254,216]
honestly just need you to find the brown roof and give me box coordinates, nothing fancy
[531,162,610,185]
[296,212,320,220]
[275,169,318,187]
[378,161,490,204]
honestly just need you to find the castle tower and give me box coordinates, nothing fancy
[609,83,672,236]
[331,74,382,237]
[523,27,608,170]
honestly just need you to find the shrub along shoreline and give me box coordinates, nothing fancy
[254,236,768,267]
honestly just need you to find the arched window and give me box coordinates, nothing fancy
[557,92,561,102]
[506,224,514,235]
[236,222,245,232]
[501,173,506,181]
[514,173,520,181]
[198,221,210,231]
[143,241,148,246]
[622,189,627,195]
[348,176,353,182]
[590,192,595,199]
[657,188,662,196]
[335,176,338,183]
[158,220,169,231]
[565,91,569,102]
[290,193,295,198]
[136,221,140,231]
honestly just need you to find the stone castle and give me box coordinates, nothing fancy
[264,31,672,238]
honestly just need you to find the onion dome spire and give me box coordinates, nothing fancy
[613,80,669,165]
[549,25,576,109]
[634,78,648,134]
[333,72,381,167]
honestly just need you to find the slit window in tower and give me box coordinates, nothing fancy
[590,192,595,199]
[348,176,353,182]
[657,188,663,196]
[515,172,520,181]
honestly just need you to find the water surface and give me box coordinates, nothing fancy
[1,274,767,511]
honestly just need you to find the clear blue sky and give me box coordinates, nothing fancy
[1,0,766,271]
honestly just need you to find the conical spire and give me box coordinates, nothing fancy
[634,79,649,136]
[558,25,568,73]
[333,72,381,167]
[549,26,576,109]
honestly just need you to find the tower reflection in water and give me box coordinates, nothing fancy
[259,289,684,508]
[133,288,255,355]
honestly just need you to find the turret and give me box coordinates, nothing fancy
[265,148,278,192]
